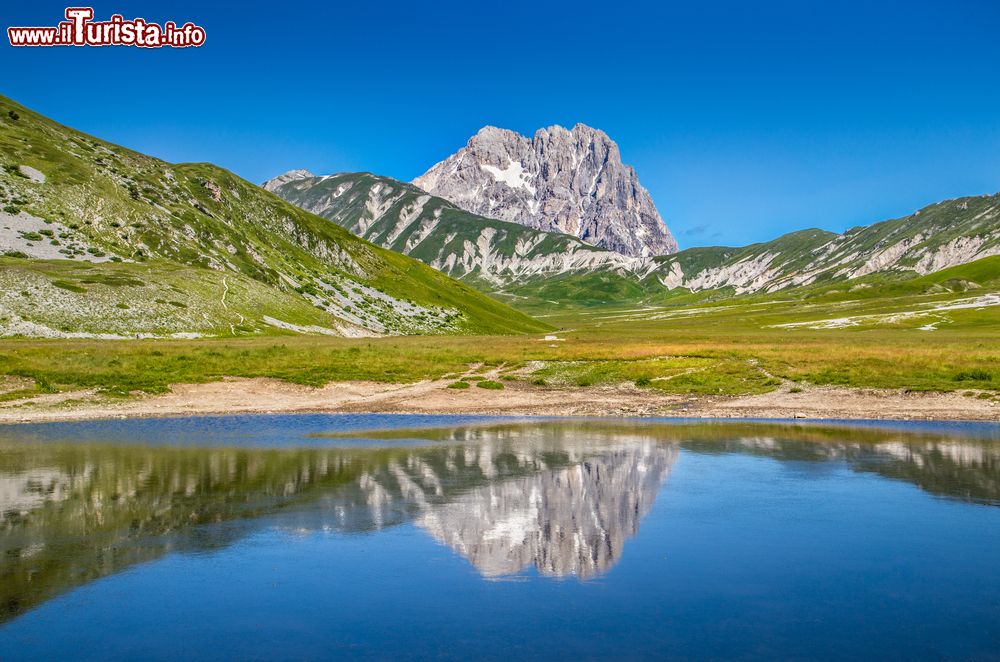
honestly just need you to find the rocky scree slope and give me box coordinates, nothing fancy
[0,95,544,338]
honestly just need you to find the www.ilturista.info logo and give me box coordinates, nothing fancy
[8,7,206,48]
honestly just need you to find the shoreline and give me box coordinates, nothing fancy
[1,376,998,425]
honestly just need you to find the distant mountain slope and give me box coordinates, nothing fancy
[0,95,545,338]
[263,170,642,287]
[650,195,1000,296]
[502,197,1000,306]
[271,160,1000,306]
[412,124,678,258]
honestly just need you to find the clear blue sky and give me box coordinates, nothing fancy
[3,0,999,248]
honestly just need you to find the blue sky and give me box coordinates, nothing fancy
[3,0,999,248]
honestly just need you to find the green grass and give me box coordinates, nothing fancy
[0,257,351,337]
[1,244,999,400]
[954,369,992,382]
[476,380,504,390]
[1,275,997,400]
[51,279,87,293]
[0,387,43,402]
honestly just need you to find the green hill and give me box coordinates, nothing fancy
[0,95,546,338]
[647,198,1000,297]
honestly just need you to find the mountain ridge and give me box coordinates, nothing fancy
[268,165,1000,305]
[263,170,645,288]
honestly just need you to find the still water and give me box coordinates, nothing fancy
[1,415,999,660]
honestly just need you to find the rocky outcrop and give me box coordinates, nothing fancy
[413,124,678,258]
[261,168,313,193]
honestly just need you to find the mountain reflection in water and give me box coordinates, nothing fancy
[1,418,998,623]
[413,441,675,578]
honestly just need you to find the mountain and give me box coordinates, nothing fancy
[0,94,545,338]
[269,161,1000,305]
[412,124,678,258]
[263,170,644,288]
[649,195,1000,296]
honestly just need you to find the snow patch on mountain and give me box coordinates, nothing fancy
[480,159,536,195]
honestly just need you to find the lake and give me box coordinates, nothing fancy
[1,415,999,660]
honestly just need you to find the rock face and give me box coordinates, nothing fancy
[413,124,678,258]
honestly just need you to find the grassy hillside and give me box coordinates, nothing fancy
[503,216,1000,312]
[645,199,1000,297]
[0,95,545,337]
[0,257,362,338]
[0,256,996,398]
[265,171,637,286]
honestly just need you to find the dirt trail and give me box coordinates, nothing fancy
[0,377,997,424]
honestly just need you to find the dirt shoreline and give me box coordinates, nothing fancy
[0,376,998,425]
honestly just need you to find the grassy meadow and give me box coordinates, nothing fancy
[1,261,998,403]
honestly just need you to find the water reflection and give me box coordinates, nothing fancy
[280,434,678,579]
[414,442,676,578]
[1,418,999,623]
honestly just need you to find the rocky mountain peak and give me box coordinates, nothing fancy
[413,124,677,258]
[262,169,314,192]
